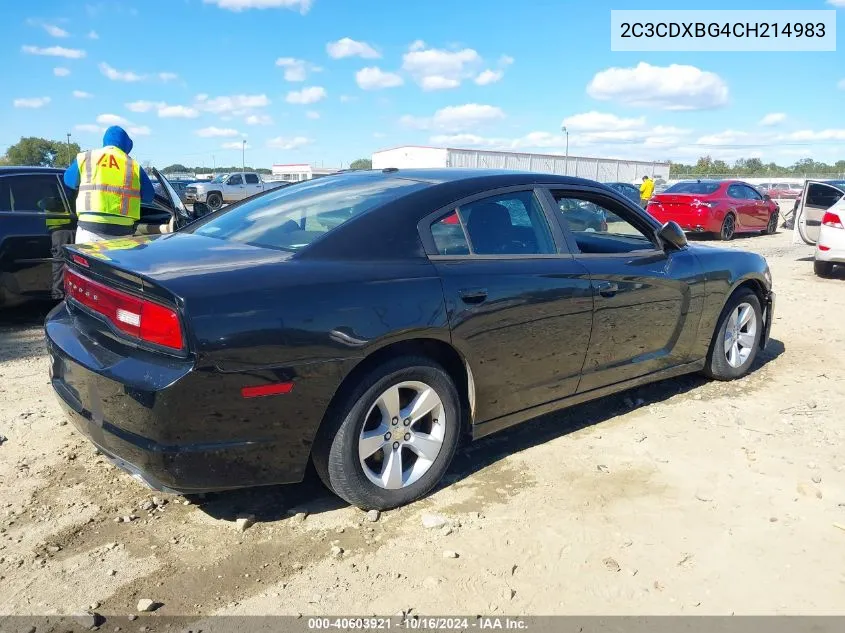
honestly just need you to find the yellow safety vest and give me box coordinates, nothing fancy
[76,147,141,228]
[76,236,150,262]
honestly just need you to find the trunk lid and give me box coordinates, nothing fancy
[65,233,293,302]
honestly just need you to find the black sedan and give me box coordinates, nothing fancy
[46,169,775,510]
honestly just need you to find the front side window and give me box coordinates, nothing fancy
[458,191,554,256]
[0,175,65,213]
[743,185,762,200]
[189,173,428,251]
[228,175,243,186]
[553,192,655,255]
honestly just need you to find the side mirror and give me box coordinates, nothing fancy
[763,194,772,201]
[658,221,687,250]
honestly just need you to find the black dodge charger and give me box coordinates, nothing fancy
[46,169,775,510]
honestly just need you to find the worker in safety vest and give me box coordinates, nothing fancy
[63,126,162,244]
[639,175,655,209]
[42,195,75,299]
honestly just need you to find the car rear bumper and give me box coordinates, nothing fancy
[45,302,344,494]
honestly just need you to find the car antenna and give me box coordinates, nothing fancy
[382,167,399,173]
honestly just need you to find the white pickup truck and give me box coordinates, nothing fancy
[184,172,288,211]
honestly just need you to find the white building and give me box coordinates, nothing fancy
[270,163,341,182]
[371,145,670,184]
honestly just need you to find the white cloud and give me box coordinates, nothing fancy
[245,114,273,125]
[562,111,646,132]
[326,37,380,59]
[158,105,199,118]
[420,76,460,91]
[266,136,312,149]
[202,0,312,13]
[22,45,85,59]
[126,100,165,113]
[13,97,51,109]
[159,72,178,82]
[838,78,845,90]
[401,103,505,132]
[402,45,482,91]
[587,62,729,110]
[373,132,387,139]
[73,90,93,99]
[355,67,404,90]
[759,112,787,126]
[339,94,354,103]
[53,67,71,77]
[827,0,845,6]
[275,57,320,82]
[74,123,102,133]
[99,62,145,82]
[127,125,151,137]
[286,86,327,104]
[222,141,251,150]
[97,113,129,126]
[695,129,755,146]
[781,129,845,142]
[474,70,503,86]
[499,55,514,66]
[88,30,99,39]
[306,111,320,119]
[43,23,69,37]
[196,126,241,138]
[430,133,498,147]
[409,40,426,51]
[195,93,270,114]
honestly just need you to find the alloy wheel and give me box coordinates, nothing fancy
[722,215,735,240]
[358,381,446,490]
[723,302,757,368]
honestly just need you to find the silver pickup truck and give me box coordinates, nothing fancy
[184,172,288,211]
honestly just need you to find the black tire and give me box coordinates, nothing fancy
[814,260,834,277]
[312,355,462,510]
[718,213,736,241]
[206,192,223,211]
[703,289,763,381]
[764,211,779,235]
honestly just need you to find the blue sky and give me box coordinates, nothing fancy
[2,0,844,169]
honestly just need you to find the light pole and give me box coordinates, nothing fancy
[66,132,71,164]
[241,140,246,175]
[561,125,569,174]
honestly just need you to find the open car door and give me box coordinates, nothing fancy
[139,169,196,232]
[793,181,845,245]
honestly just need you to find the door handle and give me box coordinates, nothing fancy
[459,288,488,304]
[596,282,618,298]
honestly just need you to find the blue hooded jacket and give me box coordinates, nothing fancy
[63,126,155,204]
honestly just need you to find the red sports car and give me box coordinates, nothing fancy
[646,180,779,241]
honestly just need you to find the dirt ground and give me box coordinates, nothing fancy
[1,225,844,619]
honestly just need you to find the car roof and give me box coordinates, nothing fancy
[371,167,600,188]
[0,166,65,175]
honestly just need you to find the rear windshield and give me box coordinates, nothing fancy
[665,182,721,194]
[188,173,428,251]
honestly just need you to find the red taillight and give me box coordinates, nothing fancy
[64,269,183,350]
[818,245,831,251]
[822,212,844,229]
[241,382,294,398]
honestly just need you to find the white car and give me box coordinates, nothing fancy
[815,192,845,277]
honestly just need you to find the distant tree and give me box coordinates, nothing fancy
[349,158,372,170]
[162,163,189,174]
[5,137,80,167]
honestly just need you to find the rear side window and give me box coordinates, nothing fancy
[189,173,428,251]
[665,182,721,195]
[245,174,260,184]
[431,211,470,256]
[0,175,66,213]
